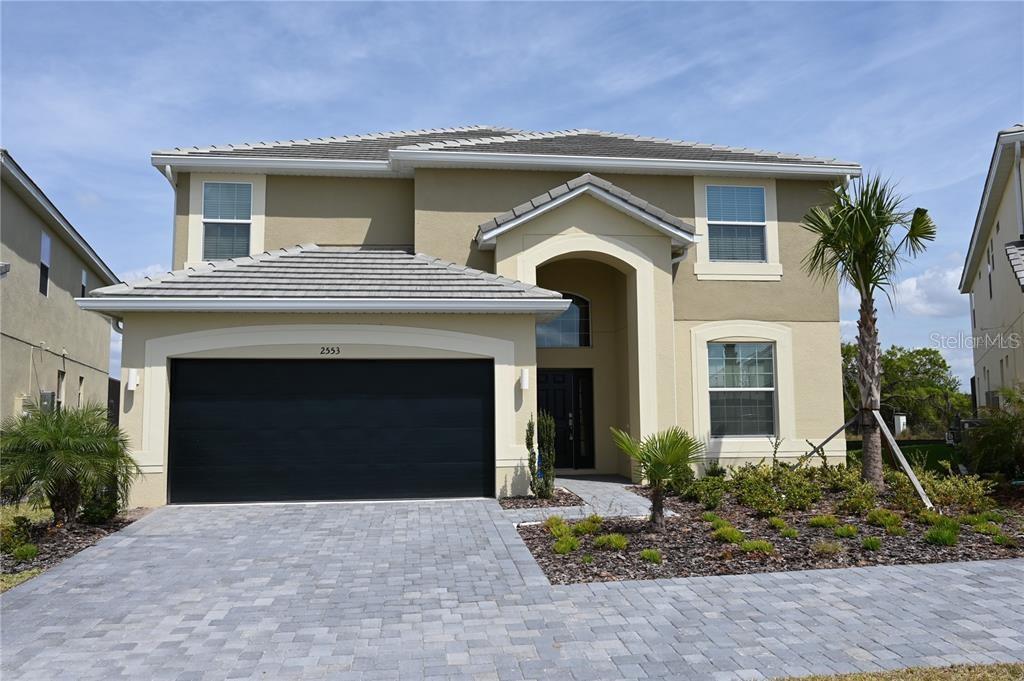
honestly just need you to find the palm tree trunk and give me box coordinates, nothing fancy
[857,295,885,490]
[650,485,665,532]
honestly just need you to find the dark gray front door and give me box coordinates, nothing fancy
[537,368,594,469]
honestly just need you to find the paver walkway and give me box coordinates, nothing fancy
[503,474,657,523]
[2,500,1023,680]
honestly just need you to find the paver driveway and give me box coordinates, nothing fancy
[2,500,1023,680]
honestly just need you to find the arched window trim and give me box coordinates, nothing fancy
[536,291,591,348]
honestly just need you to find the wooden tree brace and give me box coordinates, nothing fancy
[872,409,934,510]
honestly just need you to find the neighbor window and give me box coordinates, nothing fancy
[39,232,51,295]
[202,182,251,260]
[56,370,66,412]
[80,269,88,297]
[706,185,767,262]
[708,342,776,437]
[536,293,591,348]
[77,376,85,407]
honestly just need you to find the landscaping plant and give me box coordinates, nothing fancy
[965,386,1024,480]
[1,404,139,527]
[526,415,538,496]
[639,548,662,564]
[610,426,704,531]
[536,411,557,499]
[802,175,935,490]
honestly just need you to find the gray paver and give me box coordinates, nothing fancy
[1,499,1022,680]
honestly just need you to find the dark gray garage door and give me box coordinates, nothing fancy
[167,358,494,503]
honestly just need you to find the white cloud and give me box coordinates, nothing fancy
[894,266,967,317]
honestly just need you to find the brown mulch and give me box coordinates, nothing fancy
[519,490,1024,584]
[1,508,147,577]
[499,487,586,510]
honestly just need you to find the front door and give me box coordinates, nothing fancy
[538,369,594,469]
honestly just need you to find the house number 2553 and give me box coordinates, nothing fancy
[319,346,341,355]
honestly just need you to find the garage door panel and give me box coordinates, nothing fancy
[168,358,494,503]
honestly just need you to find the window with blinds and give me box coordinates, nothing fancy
[708,342,776,437]
[706,185,767,262]
[202,182,252,260]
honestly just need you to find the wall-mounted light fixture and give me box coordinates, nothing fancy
[126,368,141,392]
[520,367,530,391]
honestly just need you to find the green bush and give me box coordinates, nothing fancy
[924,527,958,546]
[526,415,539,497]
[866,508,902,529]
[774,467,821,510]
[593,533,629,550]
[833,524,858,538]
[685,476,728,510]
[572,515,603,536]
[11,543,38,561]
[731,465,784,517]
[537,412,557,499]
[815,463,862,493]
[861,536,882,551]
[885,470,924,513]
[711,526,745,544]
[917,469,995,514]
[808,515,838,528]
[703,460,727,478]
[552,535,579,554]
[739,540,774,554]
[1,515,33,553]
[839,482,877,515]
[767,517,788,531]
[994,534,1018,547]
[813,541,843,555]
[80,486,120,525]
[963,387,1024,479]
[639,548,662,564]
[780,527,799,539]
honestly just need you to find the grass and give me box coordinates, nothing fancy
[0,503,51,531]
[593,533,629,550]
[0,568,42,593]
[813,541,843,556]
[639,548,662,564]
[552,535,579,554]
[861,536,882,551]
[924,527,959,546]
[780,527,799,539]
[711,526,745,544]
[834,524,859,538]
[739,540,774,554]
[787,662,1024,680]
[809,515,839,528]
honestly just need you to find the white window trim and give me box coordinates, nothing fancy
[691,320,796,456]
[187,174,266,265]
[693,177,782,281]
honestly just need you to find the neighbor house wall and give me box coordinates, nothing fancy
[1,180,111,418]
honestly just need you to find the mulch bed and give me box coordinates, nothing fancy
[499,487,586,510]
[519,489,1024,584]
[1,509,146,579]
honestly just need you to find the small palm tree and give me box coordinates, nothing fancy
[611,426,704,532]
[802,175,935,490]
[1,404,140,526]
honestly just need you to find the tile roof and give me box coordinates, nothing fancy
[1006,241,1024,291]
[89,245,563,300]
[477,173,693,242]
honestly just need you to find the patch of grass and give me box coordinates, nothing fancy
[924,526,959,546]
[808,515,839,529]
[886,524,907,537]
[701,511,722,524]
[813,541,843,556]
[552,535,580,554]
[543,516,567,534]
[710,517,733,530]
[739,540,774,554]
[593,533,629,551]
[780,527,799,539]
[572,515,603,536]
[11,543,38,561]
[768,516,788,531]
[581,554,594,564]
[861,536,882,551]
[993,534,1018,548]
[0,568,42,593]
[784,662,1024,680]
[711,526,745,544]
[970,522,1001,536]
[866,508,902,529]
[639,548,662,564]
[834,524,859,538]
[0,503,51,529]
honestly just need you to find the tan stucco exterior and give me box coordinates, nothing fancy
[1,180,111,418]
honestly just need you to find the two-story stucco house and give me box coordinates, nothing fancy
[80,126,860,506]
[960,125,1024,410]
[2,150,119,420]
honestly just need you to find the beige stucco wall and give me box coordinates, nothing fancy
[1,180,111,417]
[117,312,537,506]
[967,161,1024,403]
[170,172,190,270]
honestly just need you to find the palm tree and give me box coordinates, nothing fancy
[802,175,936,489]
[1,404,140,526]
[611,426,704,531]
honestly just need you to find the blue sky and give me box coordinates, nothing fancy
[2,1,1021,383]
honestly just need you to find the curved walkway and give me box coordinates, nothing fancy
[2,500,1022,680]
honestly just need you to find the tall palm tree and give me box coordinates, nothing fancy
[1,404,139,526]
[802,175,936,489]
[611,426,704,531]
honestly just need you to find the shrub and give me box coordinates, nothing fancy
[866,508,901,529]
[815,462,862,493]
[924,527,958,546]
[536,412,557,499]
[808,515,838,528]
[885,470,924,513]
[994,534,1018,547]
[686,476,728,510]
[704,460,727,478]
[813,541,843,556]
[767,517,788,531]
[640,548,662,564]
[917,470,995,514]
[711,526,745,544]
[572,515,603,536]
[834,524,858,538]
[839,482,877,515]
[593,533,629,550]
[774,467,821,510]
[731,465,784,517]
[861,536,882,551]
[552,535,579,554]
[1,515,33,553]
[526,415,538,496]
[780,528,799,539]
[970,522,1001,536]
[11,543,38,561]
[964,387,1024,479]
[739,540,774,554]
[80,487,119,525]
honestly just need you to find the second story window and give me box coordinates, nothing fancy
[706,185,767,262]
[39,232,51,295]
[203,182,252,260]
[80,269,88,297]
[537,293,591,348]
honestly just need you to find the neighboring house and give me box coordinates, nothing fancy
[960,125,1024,411]
[81,126,859,506]
[1,150,119,419]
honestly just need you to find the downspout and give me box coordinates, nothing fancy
[162,164,176,188]
[1015,142,1024,239]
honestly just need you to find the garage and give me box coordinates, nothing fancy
[167,358,495,503]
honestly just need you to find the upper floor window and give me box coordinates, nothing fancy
[537,293,591,348]
[706,185,767,262]
[80,269,88,297]
[708,342,776,437]
[202,182,251,260]
[39,232,51,296]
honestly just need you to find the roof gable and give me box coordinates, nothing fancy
[475,173,696,250]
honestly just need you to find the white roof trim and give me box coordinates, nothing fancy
[476,184,697,250]
[150,154,395,177]
[76,296,572,315]
[1,150,119,285]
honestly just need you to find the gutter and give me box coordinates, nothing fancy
[76,296,572,315]
[151,154,394,177]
